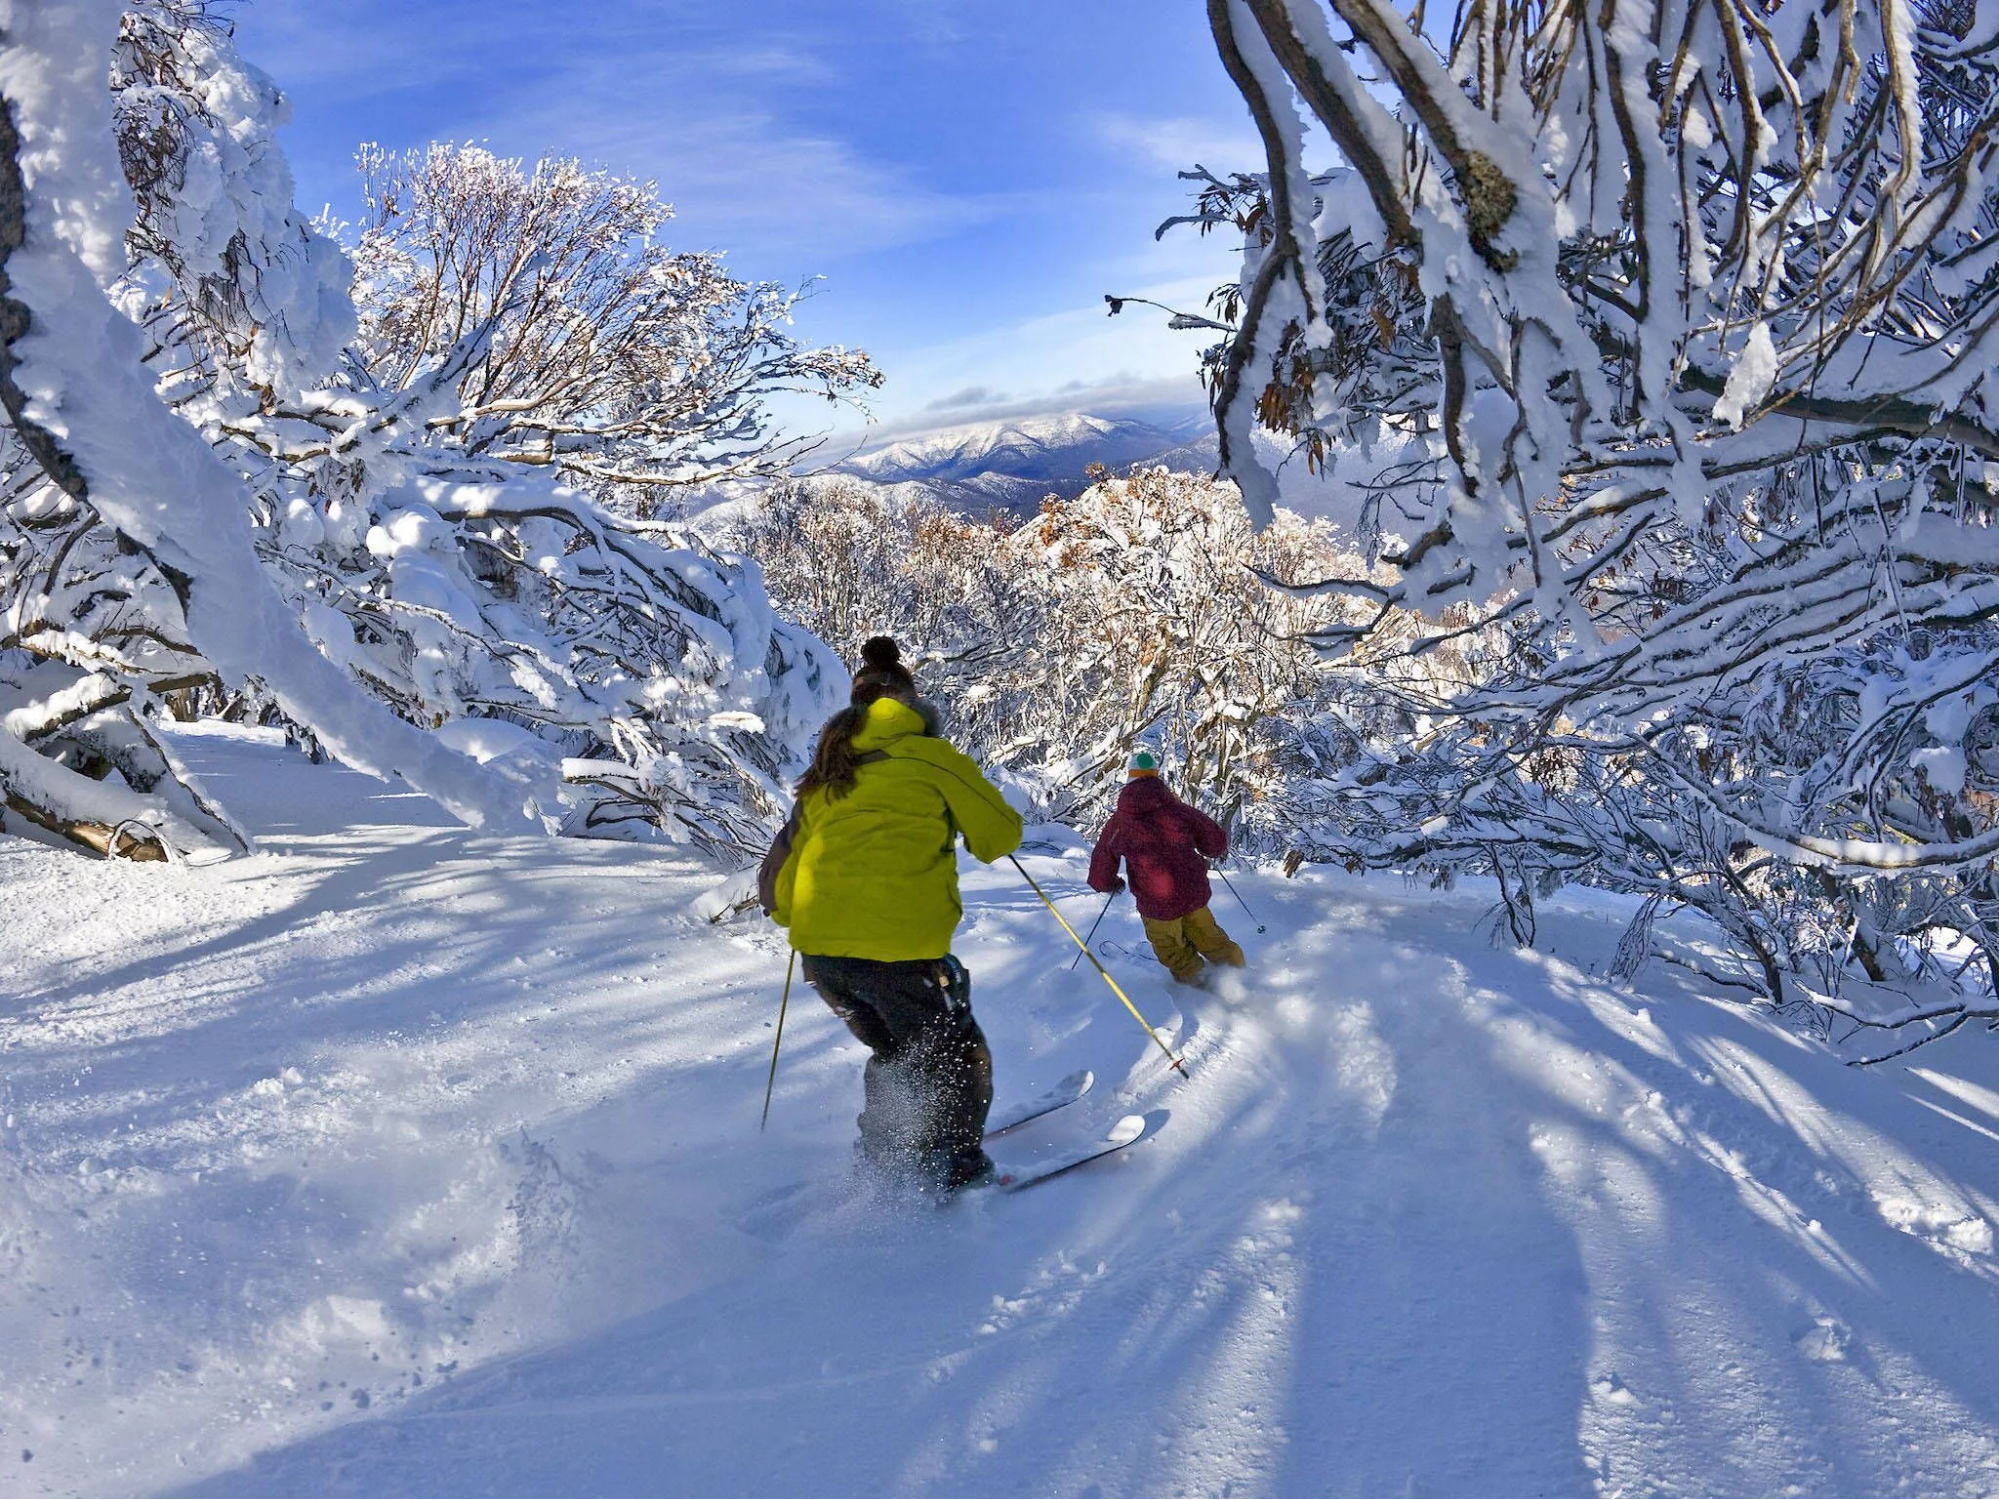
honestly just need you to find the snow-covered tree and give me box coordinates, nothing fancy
[726,466,1355,837]
[353,143,882,518]
[1006,466,1348,830]
[0,0,843,863]
[0,0,528,861]
[723,475,1048,743]
[1152,0,1999,1046]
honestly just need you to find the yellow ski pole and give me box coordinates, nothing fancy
[760,950,796,1130]
[1009,856,1186,1076]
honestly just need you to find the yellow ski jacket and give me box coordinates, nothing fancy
[768,697,1023,961]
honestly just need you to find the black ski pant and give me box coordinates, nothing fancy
[800,953,993,1186]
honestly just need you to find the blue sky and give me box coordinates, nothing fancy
[227,0,1263,441]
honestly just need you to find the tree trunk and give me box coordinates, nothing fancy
[0,793,166,860]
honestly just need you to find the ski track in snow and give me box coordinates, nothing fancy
[3,725,1999,1496]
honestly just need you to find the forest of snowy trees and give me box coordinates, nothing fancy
[0,0,872,862]
[1159,0,1999,1053]
[16,7,1999,1496]
[7,0,1999,1054]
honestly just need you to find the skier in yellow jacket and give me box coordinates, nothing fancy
[760,636,1023,1190]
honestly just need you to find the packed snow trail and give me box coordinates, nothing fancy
[4,728,1999,1496]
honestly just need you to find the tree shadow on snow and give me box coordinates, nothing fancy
[174,882,1608,1499]
[76,851,1999,1497]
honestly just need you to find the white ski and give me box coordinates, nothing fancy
[992,1114,1148,1191]
[984,1068,1093,1138]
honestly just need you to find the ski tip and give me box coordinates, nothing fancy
[1107,1113,1148,1146]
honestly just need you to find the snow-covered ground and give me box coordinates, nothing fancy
[5,725,1999,1497]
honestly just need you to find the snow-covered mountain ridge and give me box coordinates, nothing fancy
[845,413,1194,483]
[834,411,1211,513]
[814,409,1380,533]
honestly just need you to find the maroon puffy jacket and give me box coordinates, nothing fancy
[1087,777,1228,922]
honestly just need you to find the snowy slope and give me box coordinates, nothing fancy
[4,726,1999,1496]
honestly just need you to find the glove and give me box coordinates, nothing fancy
[1105,876,1127,895]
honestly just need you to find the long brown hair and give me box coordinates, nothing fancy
[796,702,872,801]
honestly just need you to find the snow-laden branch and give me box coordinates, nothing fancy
[0,1,846,862]
[353,143,882,520]
[1175,0,1999,1035]
[0,0,533,839]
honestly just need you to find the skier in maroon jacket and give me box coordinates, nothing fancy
[1086,749,1247,985]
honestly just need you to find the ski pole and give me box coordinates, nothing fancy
[1009,856,1186,1076]
[1215,867,1266,934]
[1067,890,1118,972]
[760,950,796,1130]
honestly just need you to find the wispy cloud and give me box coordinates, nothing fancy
[235,0,1006,267]
[896,267,1223,377]
[501,96,1007,264]
[1091,111,1262,175]
[231,0,1254,438]
[924,385,1009,411]
[875,376,1206,440]
[819,269,1223,442]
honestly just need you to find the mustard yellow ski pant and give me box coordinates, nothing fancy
[1142,905,1246,984]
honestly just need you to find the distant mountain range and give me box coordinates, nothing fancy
[762,407,1378,537]
[835,412,1218,514]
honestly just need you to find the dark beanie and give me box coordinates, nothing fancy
[851,635,917,704]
